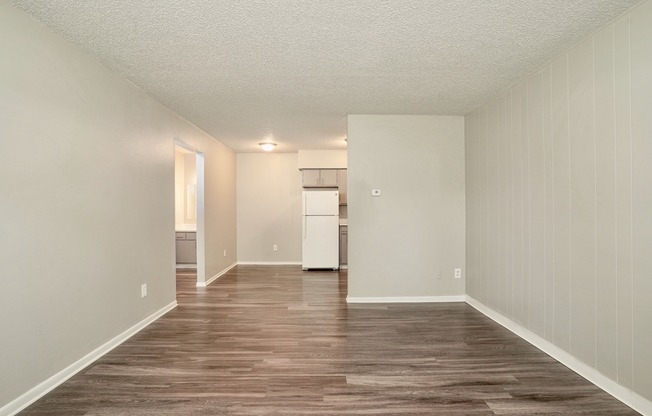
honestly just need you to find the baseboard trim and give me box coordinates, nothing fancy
[197,263,237,287]
[346,295,466,304]
[236,261,302,266]
[1,301,178,416]
[465,295,652,416]
[175,264,197,269]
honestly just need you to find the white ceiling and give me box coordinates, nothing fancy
[10,0,641,152]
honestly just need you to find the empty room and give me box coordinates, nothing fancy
[1,1,651,415]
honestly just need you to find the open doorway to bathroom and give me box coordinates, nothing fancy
[174,141,205,286]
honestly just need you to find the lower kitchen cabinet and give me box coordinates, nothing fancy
[339,225,348,267]
[176,231,197,264]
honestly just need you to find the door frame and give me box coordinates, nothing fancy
[174,139,205,286]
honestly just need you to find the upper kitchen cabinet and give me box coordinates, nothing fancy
[302,169,320,187]
[301,168,347,205]
[302,169,339,187]
[297,150,347,203]
[337,169,347,205]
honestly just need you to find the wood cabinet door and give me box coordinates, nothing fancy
[320,169,338,186]
[339,226,348,265]
[337,170,347,205]
[302,169,321,187]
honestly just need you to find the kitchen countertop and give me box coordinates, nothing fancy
[176,224,197,232]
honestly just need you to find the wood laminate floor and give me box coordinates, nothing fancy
[19,266,639,415]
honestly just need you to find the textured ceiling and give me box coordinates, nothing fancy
[9,0,642,152]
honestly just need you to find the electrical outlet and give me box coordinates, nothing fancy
[371,189,382,197]
[141,284,147,298]
[273,244,278,251]
[454,268,462,279]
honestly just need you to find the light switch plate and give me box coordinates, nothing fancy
[371,189,382,197]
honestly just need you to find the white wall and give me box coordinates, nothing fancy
[347,115,465,300]
[0,2,236,411]
[297,150,347,169]
[236,153,302,263]
[465,0,652,404]
[174,151,186,225]
[174,151,197,226]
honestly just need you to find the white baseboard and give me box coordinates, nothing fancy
[196,262,237,287]
[465,295,652,416]
[1,301,178,416]
[236,261,302,266]
[347,295,466,303]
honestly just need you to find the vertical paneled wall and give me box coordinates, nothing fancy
[465,1,652,401]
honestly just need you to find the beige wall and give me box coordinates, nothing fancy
[347,115,465,299]
[465,0,652,402]
[236,153,302,263]
[178,136,237,283]
[0,2,236,410]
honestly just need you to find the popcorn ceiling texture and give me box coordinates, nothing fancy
[9,0,642,152]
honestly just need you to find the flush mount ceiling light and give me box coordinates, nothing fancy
[259,142,277,152]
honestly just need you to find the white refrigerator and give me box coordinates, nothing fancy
[302,189,339,270]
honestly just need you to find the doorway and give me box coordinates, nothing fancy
[174,141,205,286]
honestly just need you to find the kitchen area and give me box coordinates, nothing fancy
[300,168,347,270]
[298,150,348,270]
[185,149,347,270]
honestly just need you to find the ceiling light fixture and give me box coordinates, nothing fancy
[259,142,277,152]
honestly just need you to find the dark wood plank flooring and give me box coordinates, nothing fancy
[19,266,639,415]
